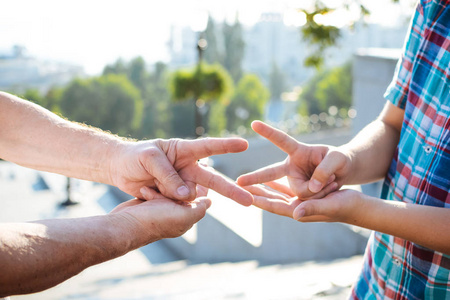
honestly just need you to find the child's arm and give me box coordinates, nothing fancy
[248,186,450,255]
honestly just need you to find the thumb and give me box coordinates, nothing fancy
[308,152,346,193]
[146,150,193,200]
[292,199,332,221]
[195,197,212,210]
[186,197,212,223]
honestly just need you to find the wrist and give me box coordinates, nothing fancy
[102,213,146,256]
[344,193,375,227]
[106,209,161,252]
[336,145,356,184]
[70,125,130,185]
[106,139,134,187]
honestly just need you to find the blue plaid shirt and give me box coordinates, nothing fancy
[351,0,450,299]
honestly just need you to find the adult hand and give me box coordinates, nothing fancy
[110,137,253,206]
[109,186,212,243]
[237,121,352,199]
[245,182,363,223]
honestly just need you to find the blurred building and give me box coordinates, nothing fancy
[0,45,84,93]
[243,12,312,88]
[168,12,408,90]
[327,21,409,67]
[167,26,198,69]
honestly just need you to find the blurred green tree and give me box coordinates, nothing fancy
[44,87,64,114]
[203,16,222,64]
[103,57,147,96]
[22,89,47,108]
[300,3,343,68]
[226,74,270,132]
[141,62,173,139]
[316,62,352,110]
[269,62,287,101]
[222,17,245,83]
[60,74,143,137]
[103,58,128,76]
[103,58,174,139]
[128,57,147,95]
[170,62,233,137]
[298,61,352,116]
[207,101,227,136]
[300,0,402,68]
[170,100,196,138]
[21,87,63,114]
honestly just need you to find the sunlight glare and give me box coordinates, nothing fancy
[283,9,307,27]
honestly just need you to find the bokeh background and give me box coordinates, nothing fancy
[1,0,416,299]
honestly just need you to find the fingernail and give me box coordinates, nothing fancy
[294,209,305,220]
[331,182,339,191]
[140,187,148,197]
[327,175,336,184]
[177,186,190,197]
[309,179,322,193]
[205,198,212,209]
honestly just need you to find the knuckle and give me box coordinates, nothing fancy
[205,174,217,190]
[315,166,330,179]
[203,143,214,157]
[162,171,182,185]
[146,146,161,158]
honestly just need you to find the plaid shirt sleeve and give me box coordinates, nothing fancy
[351,0,450,299]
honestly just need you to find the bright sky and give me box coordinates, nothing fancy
[0,0,415,74]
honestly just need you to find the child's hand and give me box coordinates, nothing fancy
[237,120,352,199]
[242,181,301,219]
[244,182,364,223]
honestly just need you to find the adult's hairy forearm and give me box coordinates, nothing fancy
[0,92,123,184]
[0,214,143,297]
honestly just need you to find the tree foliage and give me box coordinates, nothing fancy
[222,17,245,83]
[208,101,227,136]
[226,74,270,132]
[170,100,196,138]
[145,62,173,139]
[22,89,47,108]
[103,58,173,139]
[299,61,352,116]
[316,62,352,109]
[300,0,370,68]
[103,57,148,96]
[22,87,62,114]
[203,15,222,65]
[201,16,245,84]
[170,63,233,103]
[60,74,143,137]
[269,62,287,101]
[169,62,233,137]
[103,58,128,76]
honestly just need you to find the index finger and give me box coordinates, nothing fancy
[236,161,286,186]
[264,180,296,197]
[183,137,249,160]
[251,121,299,154]
[187,165,254,206]
[253,195,301,218]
